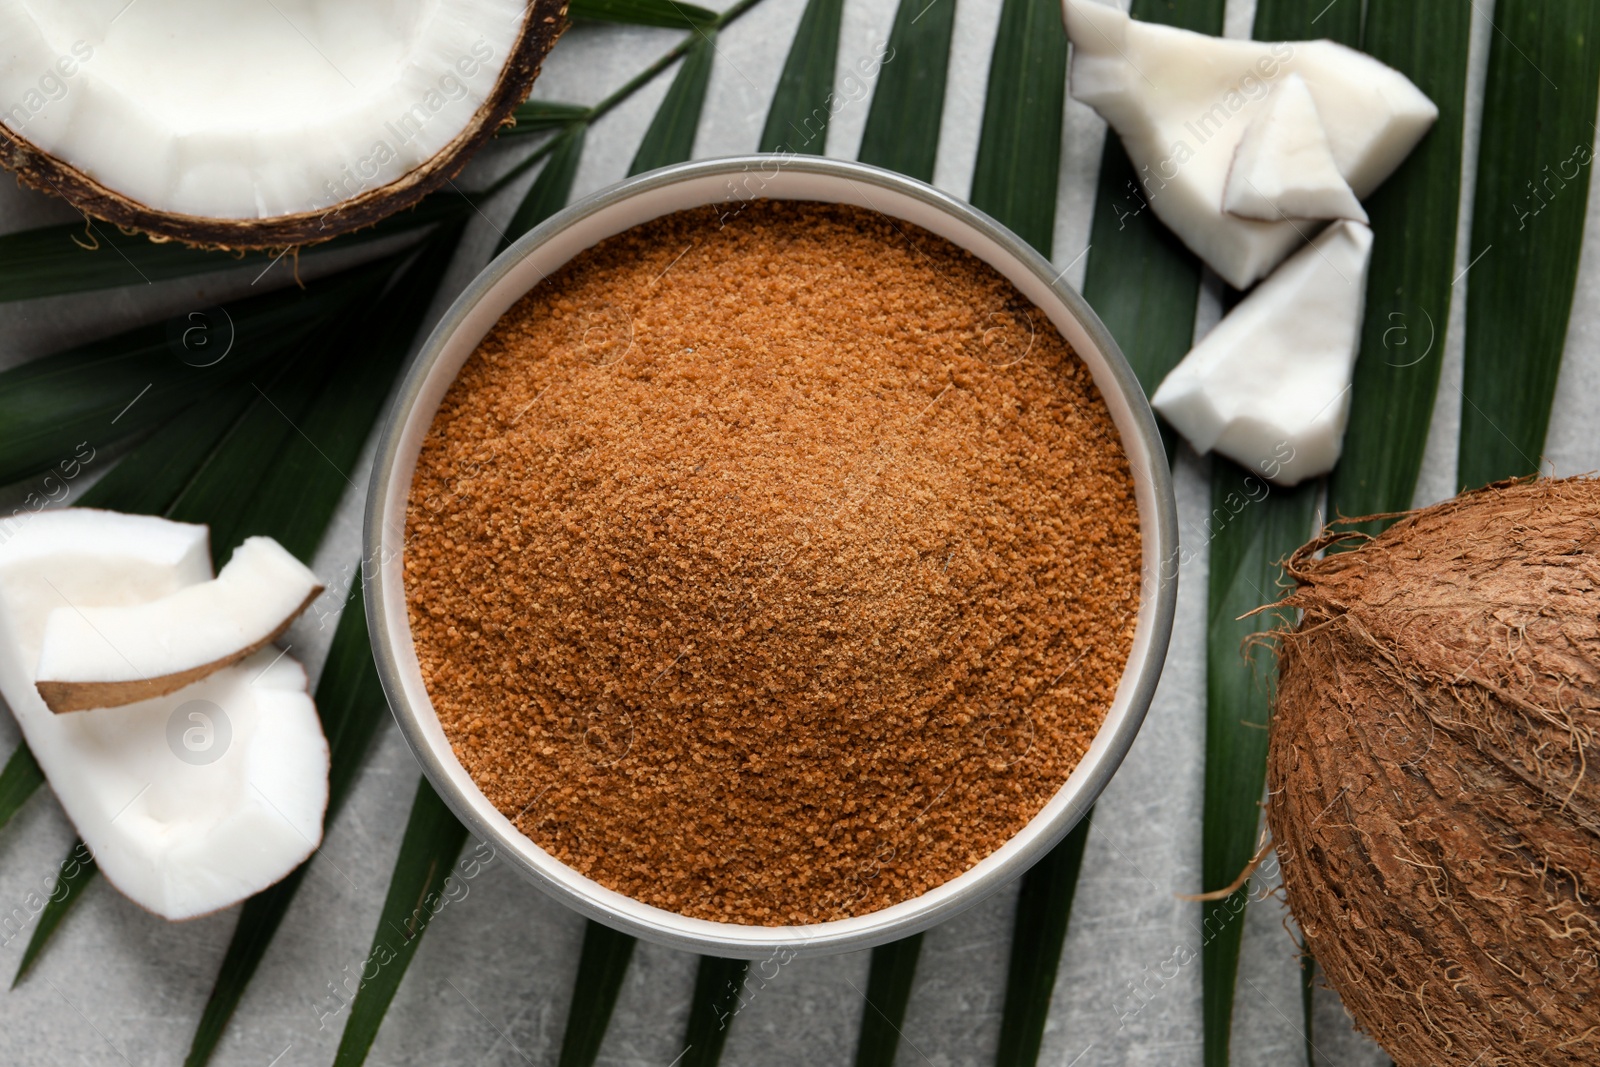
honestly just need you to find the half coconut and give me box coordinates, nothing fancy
[0,0,567,247]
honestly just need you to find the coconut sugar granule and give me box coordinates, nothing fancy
[405,201,1141,925]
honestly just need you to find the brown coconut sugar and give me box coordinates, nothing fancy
[404,200,1142,925]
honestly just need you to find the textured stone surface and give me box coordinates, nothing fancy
[0,0,1594,1064]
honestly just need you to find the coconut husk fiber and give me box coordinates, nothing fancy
[1267,476,1600,1066]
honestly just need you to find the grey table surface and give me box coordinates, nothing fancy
[1,0,1596,1064]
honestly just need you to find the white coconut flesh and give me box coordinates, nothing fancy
[35,535,323,713]
[0,0,525,222]
[1151,219,1374,487]
[0,510,329,921]
[1065,1,1434,288]
[1223,72,1368,224]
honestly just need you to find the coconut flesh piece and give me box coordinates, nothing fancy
[0,0,565,247]
[1151,219,1374,487]
[0,510,329,920]
[1065,1,1433,288]
[35,535,323,713]
[1223,72,1368,224]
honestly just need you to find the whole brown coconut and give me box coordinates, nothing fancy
[1267,477,1600,1067]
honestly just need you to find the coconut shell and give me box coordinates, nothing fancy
[1267,477,1600,1067]
[0,1,567,251]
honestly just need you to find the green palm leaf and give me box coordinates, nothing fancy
[0,743,43,838]
[995,823,1090,1067]
[164,329,377,566]
[1200,467,1318,1067]
[0,258,389,487]
[499,124,589,255]
[0,195,461,304]
[1329,0,1472,530]
[1249,0,1358,44]
[967,0,1066,255]
[504,101,593,135]
[680,955,749,1067]
[854,933,923,1067]
[569,0,717,28]
[331,779,470,1067]
[557,921,638,1067]
[630,32,718,175]
[854,0,957,183]
[11,840,95,986]
[758,0,845,154]
[1458,0,1600,489]
[231,227,468,562]
[78,386,261,515]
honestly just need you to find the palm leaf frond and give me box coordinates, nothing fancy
[995,819,1090,1067]
[967,0,1067,255]
[854,0,957,183]
[680,955,749,1067]
[0,195,460,304]
[0,743,43,838]
[1329,0,1471,530]
[853,933,923,1067]
[331,780,470,1067]
[77,386,260,515]
[630,32,718,175]
[557,921,638,1067]
[568,0,717,28]
[504,101,593,135]
[1458,0,1600,489]
[0,258,389,487]
[1200,467,1318,1067]
[12,840,95,985]
[758,0,846,154]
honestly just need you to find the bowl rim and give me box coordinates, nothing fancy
[364,154,1179,958]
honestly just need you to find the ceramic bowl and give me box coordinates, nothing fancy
[365,155,1179,958]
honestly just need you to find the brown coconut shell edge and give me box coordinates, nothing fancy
[1265,476,1600,1067]
[0,0,569,251]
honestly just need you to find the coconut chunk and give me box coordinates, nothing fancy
[1223,73,1368,224]
[0,510,329,920]
[1151,220,1374,486]
[35,535,323,713]
[0,0,565,247]
[1065,1,1432,288]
